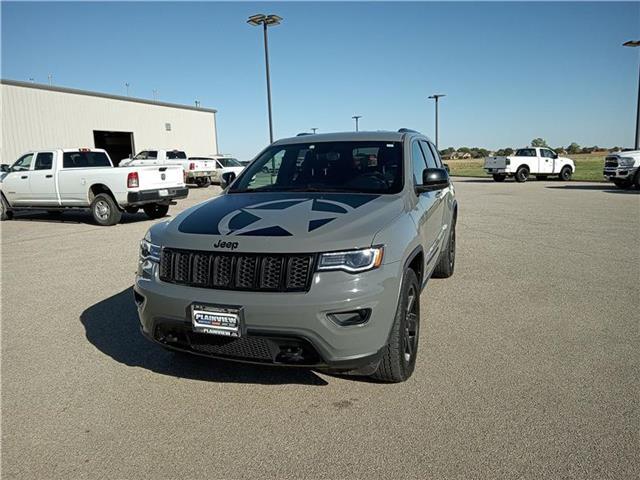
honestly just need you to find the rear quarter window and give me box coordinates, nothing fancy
[166,151,187,160]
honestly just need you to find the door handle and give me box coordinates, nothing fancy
[46,174,53,178]
[20,175,28,179]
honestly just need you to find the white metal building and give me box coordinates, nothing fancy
[1,79,218,165]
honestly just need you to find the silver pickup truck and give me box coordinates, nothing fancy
[134,130,458,382]
[0,148,188,225]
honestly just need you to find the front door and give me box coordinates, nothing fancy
[539,149,555,174]
[409,140,441,271]
[2,153,35,204]
[29,152,58,205]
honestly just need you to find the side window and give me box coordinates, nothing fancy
[216,160,223,169]
[541,149,554,158]
[419,141,438,169]
[147,151,158,160]
[427,142,443,168]
[34,152,54,170]
[11,153,34,172]
[411,141,428,185]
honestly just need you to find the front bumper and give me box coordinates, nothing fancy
[127,187,189,206]
[133,261,403,369]
[603,166,637,180]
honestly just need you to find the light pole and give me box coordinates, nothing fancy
[311,128,318,134]
[152,89,158,101]
[624,40,640,150]
[352,115,362,132]
[247,13,282,144]
[125,82,130,96]
[428,94,446,151]
[48,74,52,86]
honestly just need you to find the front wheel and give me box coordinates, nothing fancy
[515,167,529,183]
[559,166,572,181]
[492,174,506,182]
[143,203,169,219]
[91,193,122,226]
[371,269,420,383]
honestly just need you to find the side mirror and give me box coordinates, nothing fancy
[0,164,9,173]
[129,154,133,159]
[443,163,450,173]
[416,168,450,193]
[221,171,235,188]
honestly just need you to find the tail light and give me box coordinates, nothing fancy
[189,162,195,170]
[127,171,139,188]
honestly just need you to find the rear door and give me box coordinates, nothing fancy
[409,140,442,269]
[29,152,58,205]
[2,153,35,204]
[420,140,447,246]
[539,149,555,174]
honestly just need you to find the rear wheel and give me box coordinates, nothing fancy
[143,203,169,219]
[515,166,529,183]
[0,194,13,221]
[432,217,456,278]
[371,269,420,383]
[90,193,122,226]
[492,174,506,182]
[634,171,640,189]
[559,166,572,181]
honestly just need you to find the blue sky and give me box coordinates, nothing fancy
[2,1,639,159]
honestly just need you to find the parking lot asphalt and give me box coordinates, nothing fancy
[1,178,638,480]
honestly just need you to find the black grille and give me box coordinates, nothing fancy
[605,157,618,168]
[159,248,315,292]
[189,334,274,361]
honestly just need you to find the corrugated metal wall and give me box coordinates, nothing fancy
[1,82,218,163]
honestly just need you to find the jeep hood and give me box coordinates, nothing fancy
[155,192,405,253]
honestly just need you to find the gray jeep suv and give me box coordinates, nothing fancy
[134,130,457,382]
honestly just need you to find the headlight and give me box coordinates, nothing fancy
[618,157,635,167]
[140,232,161,263]
[318,246,384,273]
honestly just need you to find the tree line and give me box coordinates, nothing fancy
[440,138,623,159]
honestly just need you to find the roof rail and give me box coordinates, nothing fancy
[398,128,420,134]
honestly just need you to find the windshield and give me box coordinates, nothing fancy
[229,141,403,194]
[218,158,241,167]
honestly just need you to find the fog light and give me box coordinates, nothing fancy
[328,309,371,326]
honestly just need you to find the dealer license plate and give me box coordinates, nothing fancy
[191,303,242,337]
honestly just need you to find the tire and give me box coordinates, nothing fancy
[492,174,506,182]
[559,166,572,181]
[371,269,420,383]
[536,175,548,181]
[634,170,640,190]
[432,217,456,278]
[125,206,139,214]
[0,194,13,221]
[143,203,169,219]
[90,193,122,226]
[613,178,633,190]
[515,166,529,183]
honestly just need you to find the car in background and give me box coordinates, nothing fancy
[603,150,640,189]
[119,150,216,187]
[211,156,245,187]
[0,148,187,225]
[484,147,575,182]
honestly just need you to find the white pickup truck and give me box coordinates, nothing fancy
[119,149,215,187]
[603,150,640,189]
[0,148,188,225]
[484,147,575,182]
